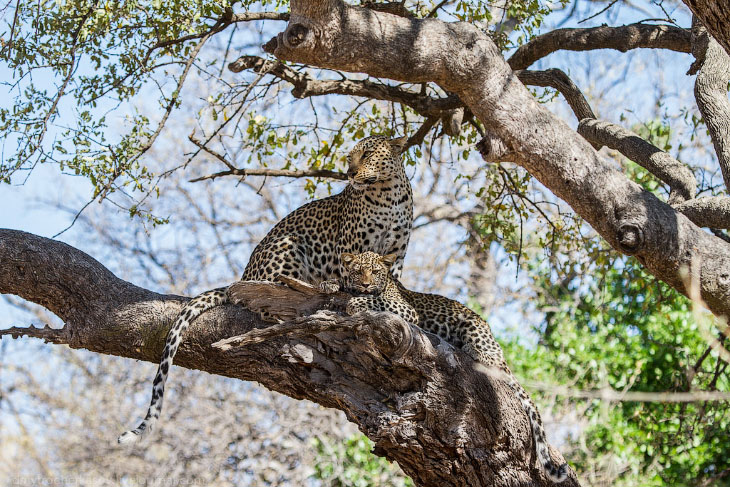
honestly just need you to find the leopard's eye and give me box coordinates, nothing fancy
[362,149,374,159]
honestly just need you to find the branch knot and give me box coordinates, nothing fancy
[285,23,311,48]
[617,223,644,254]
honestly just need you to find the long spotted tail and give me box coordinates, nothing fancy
[117,288,228,445]
[507,376,569,483]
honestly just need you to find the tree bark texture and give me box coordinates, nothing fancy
[682,0,730,57]
[690,18,730,193]
[508,23,691,70]
[260,0,730,320]
[0,229,577,487]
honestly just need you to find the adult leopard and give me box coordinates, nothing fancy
[118,135,413,444]
[340,251,569,483]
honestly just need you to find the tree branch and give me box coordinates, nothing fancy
[577,119,697,203]
[528,381,730,402]
[681,0,730,57]
[508,23,692,70]
[0,324,68,344]
[262,0,730,320]
[230,12,290,22]
[674,196,730,229]
[690,18,730,193]
[0,229,572,487]
[228,55,461,119]
[187,134,347,182]
[516,69,597,121]
[190,167,347,182]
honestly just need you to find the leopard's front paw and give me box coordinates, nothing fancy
[318,280,340,294]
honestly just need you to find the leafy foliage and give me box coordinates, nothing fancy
[312,434,413,486]
[502,257,730,486]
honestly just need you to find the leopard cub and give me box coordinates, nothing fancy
[340,251,569,483]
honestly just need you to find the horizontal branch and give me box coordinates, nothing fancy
[509,23,692,70]
[230,12,290,22]
[190,167,346,182]
[228,55,461,119]
[529,381,730,402]
[577,119,697,202]
[188,134,347,182]
[0,229,568,487]
[0,323,68,344]
[674,196,730,229]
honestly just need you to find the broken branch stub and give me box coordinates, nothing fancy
[227,277,351,321]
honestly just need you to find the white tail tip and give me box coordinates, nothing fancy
[117,430,142,445]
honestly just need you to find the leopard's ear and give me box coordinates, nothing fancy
[388,136,408,155]
[381,253,398,268]
[341,252,356,268]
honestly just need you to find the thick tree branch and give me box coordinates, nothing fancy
[674,196,730,229]
[690,18,730,193]
[0,229,573,487]
[262,0,730,320]
[681,0,730,57]
[577,119,697,203]
[515,69,596,121]
[508,23,692,70]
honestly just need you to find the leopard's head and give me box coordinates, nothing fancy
[346,135,408,190]
[340,251,396,295]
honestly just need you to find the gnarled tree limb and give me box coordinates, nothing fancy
[682,0,730,57]
[0,228,575,487]
[690,18,730,193]
[228,55,461,118]
[674,196,730,229]
[516,69,597,122]
[261,0,730,319]
[508,23,691,70]
[577,118,697,203]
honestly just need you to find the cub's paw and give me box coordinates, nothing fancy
[318,280,340,294]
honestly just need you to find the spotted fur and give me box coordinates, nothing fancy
[118,136,414,445]
[341,251,569,483]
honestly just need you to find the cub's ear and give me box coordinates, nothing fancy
[381,253,398,268]
[388,136,408,155]
[341,252,356,267]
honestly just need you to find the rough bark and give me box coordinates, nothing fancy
[508,23,691,70]
[0,229,576,487]
[515,69,596,121]
[577,119,697,203]
[690,18,730,193]
[260,0,730,320]
[674,197,730,229]
[682,0,730,57]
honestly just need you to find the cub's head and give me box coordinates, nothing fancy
[340,251,396,295]
[346,135,408,190]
